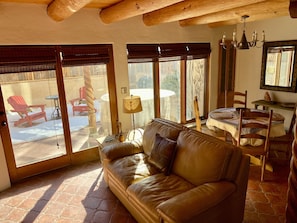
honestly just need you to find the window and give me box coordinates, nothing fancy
[127,43,210,125]
[186,59,207,120]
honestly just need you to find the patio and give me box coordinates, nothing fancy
[6,102,103,167]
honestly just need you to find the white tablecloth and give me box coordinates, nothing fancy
[206,107,286,146]
[100,88,176,133]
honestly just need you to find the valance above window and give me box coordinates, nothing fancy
[0,44,113,74]
[0,46,56,73]
[127,43,211,62]
[60,45,110,66]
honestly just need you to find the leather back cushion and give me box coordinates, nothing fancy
[143,118,184,156]
[148,133,177,175]
[172,129,242,186]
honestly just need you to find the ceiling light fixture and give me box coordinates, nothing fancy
[220,15,265,50]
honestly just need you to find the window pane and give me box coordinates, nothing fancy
[2,70,66,167]
[186,59,206,121]
[63,64,111,153]
[128,63,154,128]
[159,61,180,122]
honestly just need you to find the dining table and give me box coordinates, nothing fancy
[206,107,286,172]
[206,107,286,146]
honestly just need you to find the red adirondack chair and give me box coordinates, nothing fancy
[70,86,96,116]
[7,96,47,127]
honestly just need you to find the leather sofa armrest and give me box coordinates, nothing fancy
[157,182,236,223]
[101,139,143,161]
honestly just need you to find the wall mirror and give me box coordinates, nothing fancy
[260,40,297,92]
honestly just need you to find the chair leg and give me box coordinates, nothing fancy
[261,155,266,182]
[28,118,33,127]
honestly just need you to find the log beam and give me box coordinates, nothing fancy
[286,108,297,223]
[289,0,297,18]
[143,0,266,26]
[180,0,289,27]
[47,0,93,22]
[208,9,288,28]
[100,0,184,24]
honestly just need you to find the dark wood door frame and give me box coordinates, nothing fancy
[217,40,236,108]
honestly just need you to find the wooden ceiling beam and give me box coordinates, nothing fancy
[208,7,289,28]
[100,0,183,24]
[143,0,266,26]
[47,0,93,22]
[180,0,289,27]
[290,0,297,18]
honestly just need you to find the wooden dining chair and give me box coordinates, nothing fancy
[233,90,247,108]
[225,90,247,108]
[193,96,225,140]
[193,96,202,131]
[70,86,96,116]
[235,109,273,181]
[269,103,296,163]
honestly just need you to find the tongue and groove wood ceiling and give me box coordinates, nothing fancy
[1,0,296,27]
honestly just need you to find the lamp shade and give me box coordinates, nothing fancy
[123,95,143,114]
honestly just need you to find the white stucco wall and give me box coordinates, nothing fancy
[234,16,297,128]
[0,137,10,191]
[1,3,296,190]
[0,3,215,190]
[1,3,214,126]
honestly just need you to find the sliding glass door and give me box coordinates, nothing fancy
[0,45,117,182]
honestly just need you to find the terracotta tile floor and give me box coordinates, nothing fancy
[0,160,290,223]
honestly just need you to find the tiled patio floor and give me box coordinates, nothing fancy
[0,160,290,223]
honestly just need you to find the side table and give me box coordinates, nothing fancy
[45,95,61,119]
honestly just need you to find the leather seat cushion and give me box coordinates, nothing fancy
[127,173,195,217]
[106,153,160,189]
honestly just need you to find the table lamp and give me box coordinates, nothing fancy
[123,95,143,140]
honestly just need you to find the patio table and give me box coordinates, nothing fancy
[45,95,60,119]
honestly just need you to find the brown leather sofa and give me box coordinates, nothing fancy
[101,118,250,223]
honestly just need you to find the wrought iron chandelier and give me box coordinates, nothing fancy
[220,15,265,50]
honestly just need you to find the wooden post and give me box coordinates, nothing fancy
[286,108,297,223]
[290,0,297,18]
[83,66,97,135]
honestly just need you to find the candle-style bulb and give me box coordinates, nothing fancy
[262,30,265,42]
[222,34,226,44]
[253,31,257,42]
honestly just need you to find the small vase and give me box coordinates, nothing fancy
[264,91,271,101]
[119,132,125,142]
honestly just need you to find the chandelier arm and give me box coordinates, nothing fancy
[220,15,265,50]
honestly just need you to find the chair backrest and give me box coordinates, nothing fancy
[79,86,86,99]
[193,96,201,131]
[7,96,29,111]
[237,109,273,150]
[287,103,297,135]
[233,90,247,108]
